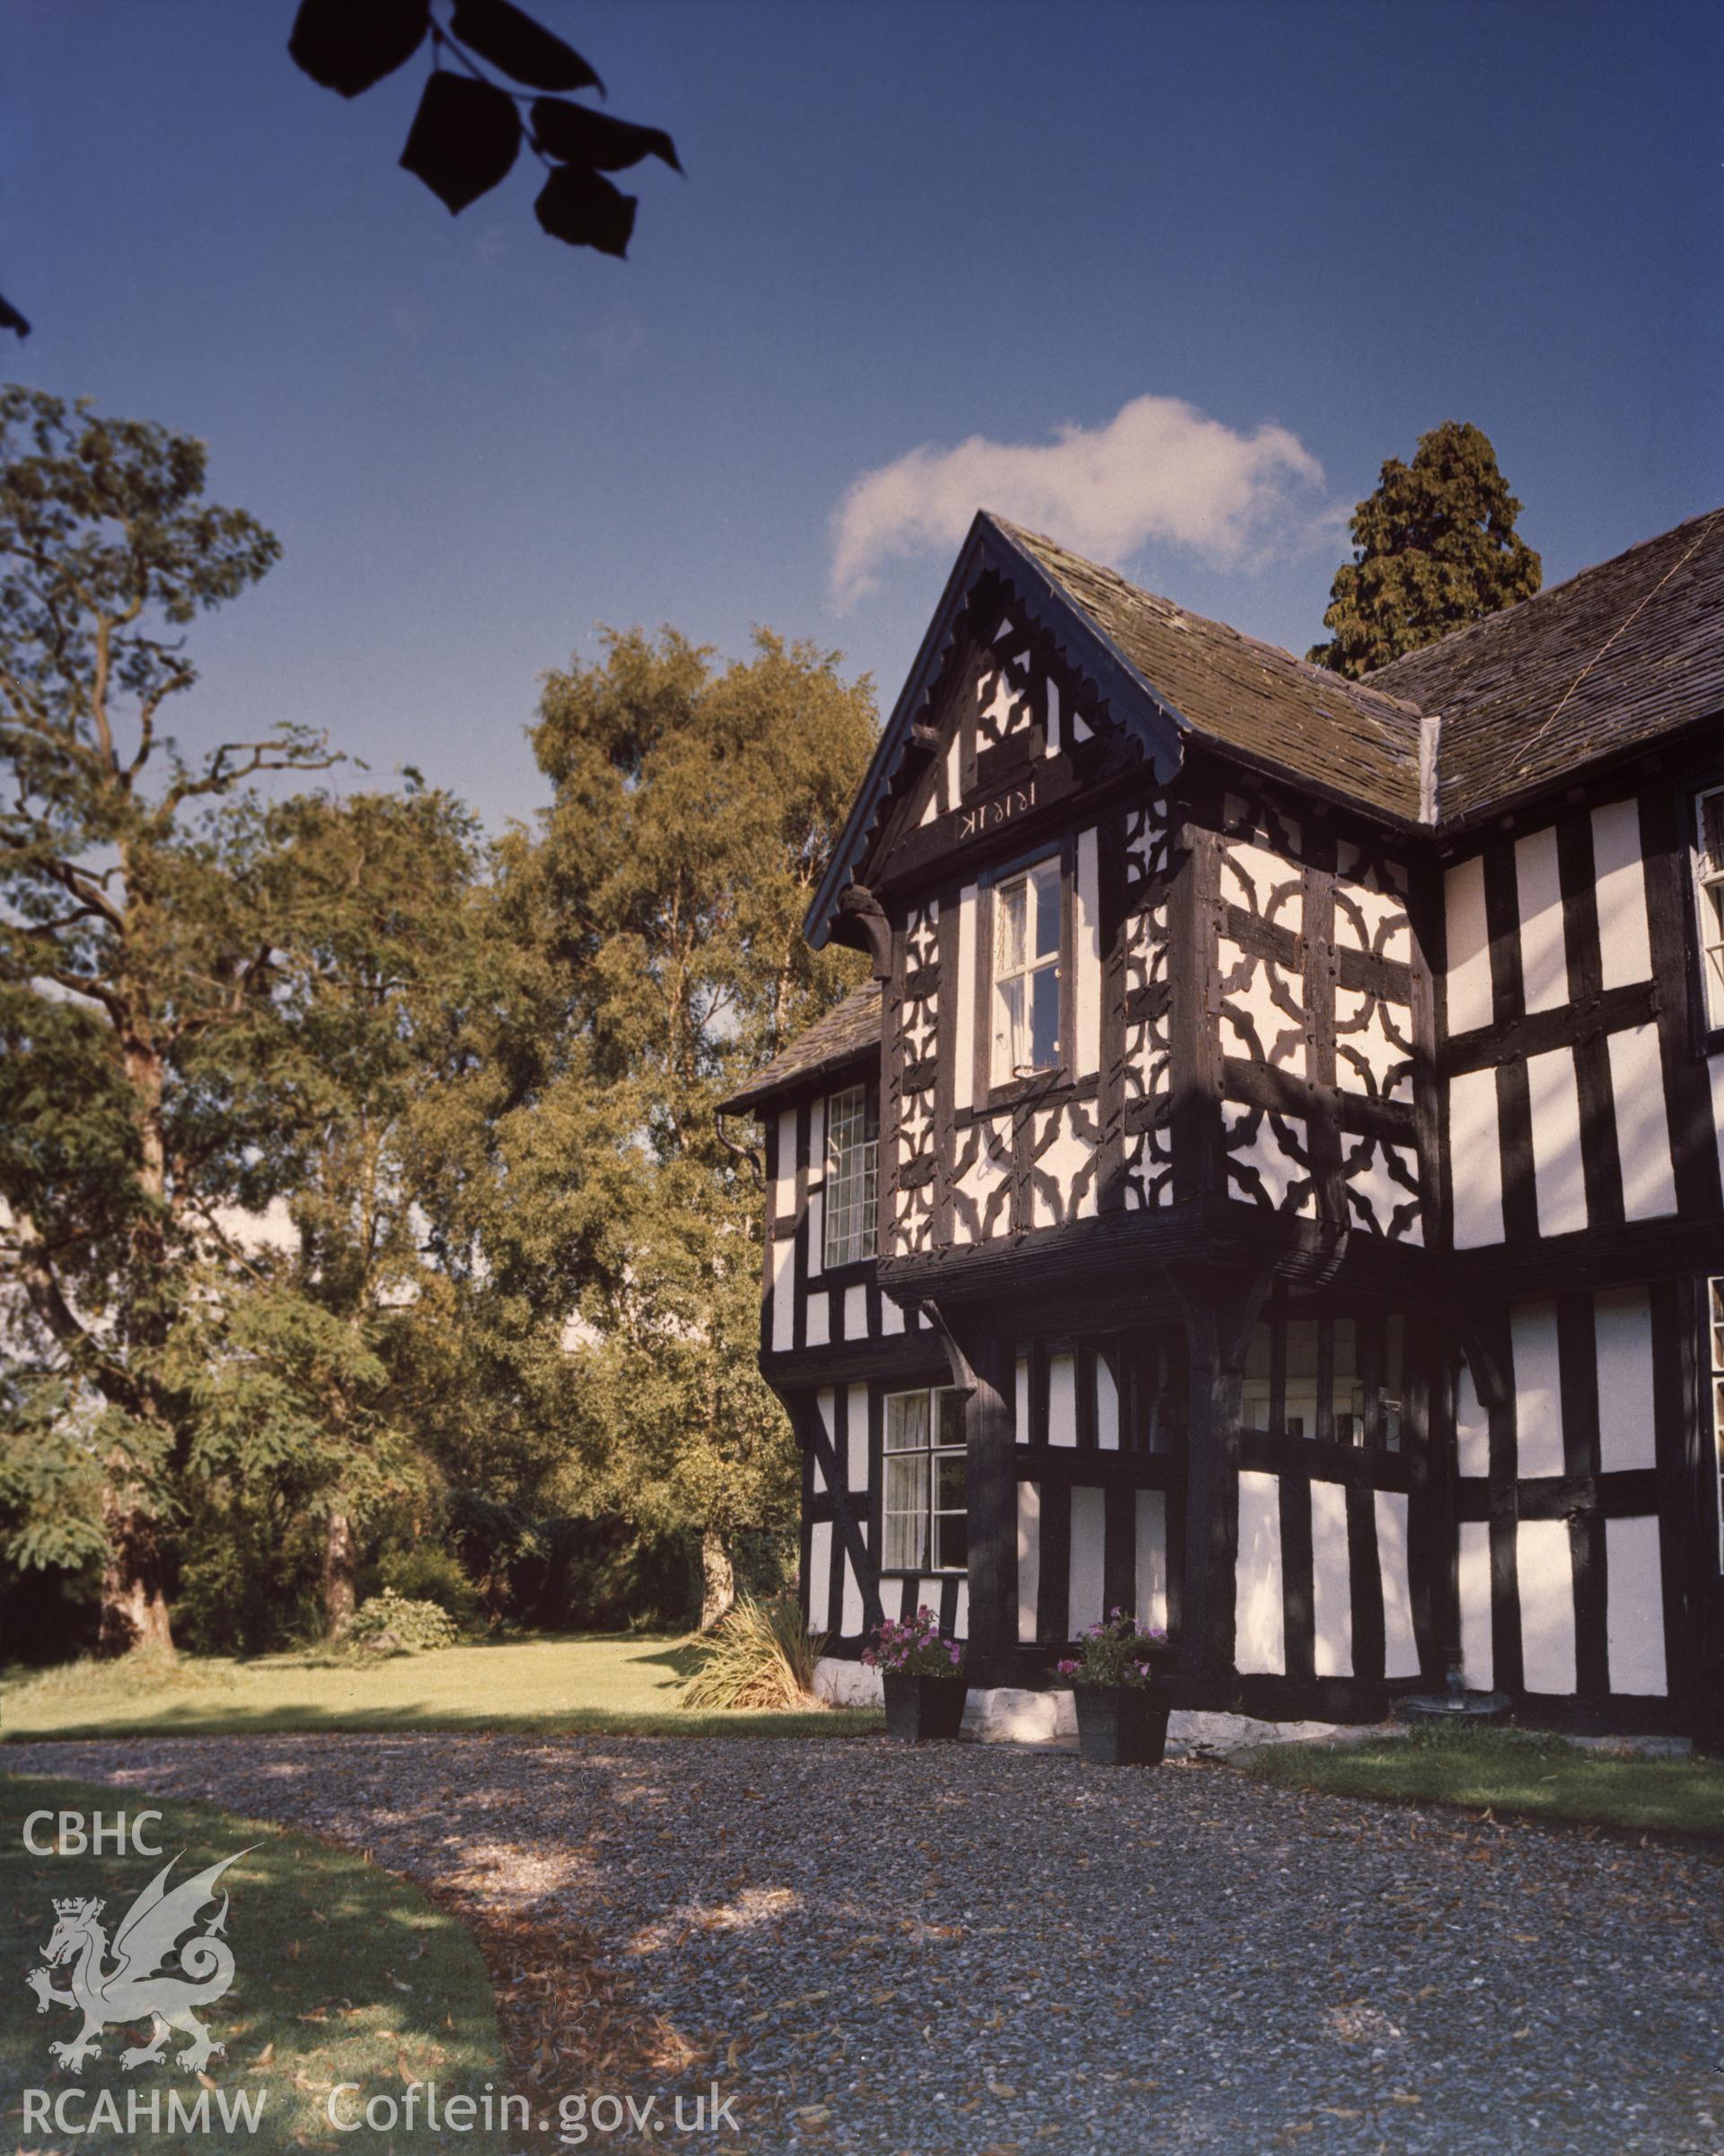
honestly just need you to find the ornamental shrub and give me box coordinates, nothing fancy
[347,1589,460,1653]
[862,1606,964,1677]
[1056,1608,1167,1688]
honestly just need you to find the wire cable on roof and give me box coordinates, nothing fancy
[1508,507,1724,780]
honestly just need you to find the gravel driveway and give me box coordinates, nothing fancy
[8,1735,1720,2155]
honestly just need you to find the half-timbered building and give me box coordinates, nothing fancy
[717,507,1724,1745]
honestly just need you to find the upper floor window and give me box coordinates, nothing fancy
[1696,787,1724,1033]
[992,857,1061,1085]
[823,1083,877,1270]
[883,1386,967,1571]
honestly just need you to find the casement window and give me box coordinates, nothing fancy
[882,1386,967,1572]
[822,1083,877,1270]
[1241,1294,1405,1448]
[1711,1277,1724,1569]
[991,857,1062,1086]
[1696,788,1724,1034]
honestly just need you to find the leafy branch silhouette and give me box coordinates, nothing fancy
[289,0,682,258]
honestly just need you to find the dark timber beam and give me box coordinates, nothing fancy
[1162,1262,1277,1689]
[922,1298,1018,1685]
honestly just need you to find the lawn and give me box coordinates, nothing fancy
[0,1633,881,1743]
[1246,1723,1724,1839]
[1,1772,506,2154]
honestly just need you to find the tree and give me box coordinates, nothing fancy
[0,385,338,1650]
[188,784,498,1633]
[511,627,876,1623]
[288,0,681,260]
[1308,420,1542,678]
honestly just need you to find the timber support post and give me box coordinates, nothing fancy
[923,1299,1018,1685]
[1164,1263,1276,1698]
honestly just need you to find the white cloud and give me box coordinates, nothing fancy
[830,392,1329,605]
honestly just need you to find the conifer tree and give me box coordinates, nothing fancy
[1309,420,1542,678]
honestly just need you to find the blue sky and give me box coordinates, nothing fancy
[4,0,1720,832]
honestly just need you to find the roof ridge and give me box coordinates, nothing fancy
[987,512,1430,725]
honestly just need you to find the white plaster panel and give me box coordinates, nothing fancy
[880,1295,904,1336]
[1048,1352,1078,1447]
[1095,1354,1120,1450]
[1068,1485,1105,1635]
[1235,1470,1285,1676]
[1015,1355,1030,1444]
[1225,1104,1316,1216]
[1607,1024,1678,1219]
[1510,1301,1565,1479]
[1605,1515,1667,1696]
[1075,825,1102,1079]
[805,1191,823,1278]
[1457,1520,1494,1693]
[1334,871,1411,964]
[810,1390,833,1494]
[1447,1068,1504,1247]
[1309,1480,1353,1678]
[1027,1102,1100,1229]
[1712,1052,1724,1198]
[1444,855,1493,1035]
[1517,1518,1576,1694]
[1515,826,1570,1014]
[951,1579,969,1641]
[843,1284,867,1341]
[807,1094,825,1185]
[1456,1356,1491,1480]
[772,1106,798,1226]
[1016,1481,1042,1643]
[804,1289,829,1348]
[1594,1287,1657,1473]
[953,884,977,1113]
[840,1556,864,1636]
[1134,1490,1167,1634]
[1526,1045,1588,1237]
[1222,839,1304,932]
[1218,941,1306,1072]
[846,1382,870,1492]
[1376,1489,1420,1678]
[1590,798,1653,989]
[770,1236,796,1352]
[807,1520,832,1632]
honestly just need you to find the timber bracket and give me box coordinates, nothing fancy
[836,881,894,982]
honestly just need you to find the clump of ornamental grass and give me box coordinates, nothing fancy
[681,1594,827,1711]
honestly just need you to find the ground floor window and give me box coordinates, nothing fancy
[883,1386,967,1571]
[1242,1292,1404,1447]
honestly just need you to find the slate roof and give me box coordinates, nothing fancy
[1367,506,1724,825]
[998,518,1431,823]
[717,983,881,1113]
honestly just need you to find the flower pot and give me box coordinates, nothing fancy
[1073,1683,1171,1767]
[882,1673,969,1743]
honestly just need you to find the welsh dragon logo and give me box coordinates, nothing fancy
[25,1847,250,2074]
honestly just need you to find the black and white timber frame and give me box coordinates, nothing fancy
[722,511,1724,1743]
